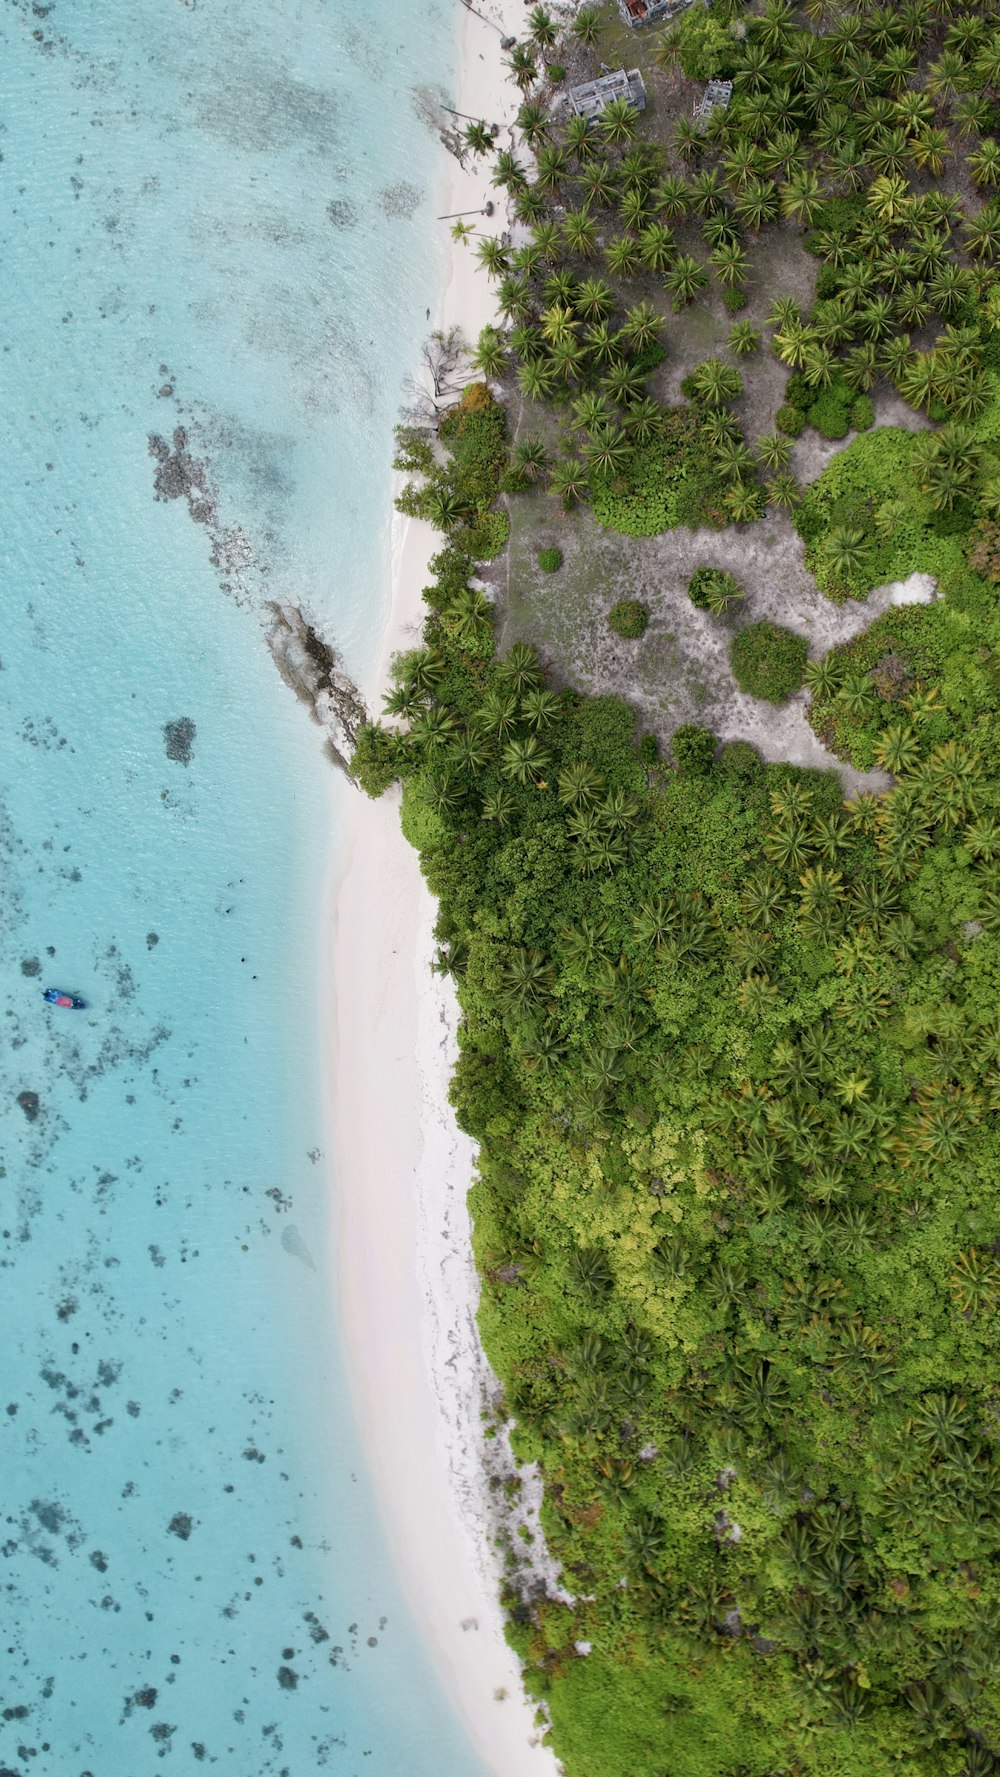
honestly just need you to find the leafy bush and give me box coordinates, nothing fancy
[784,374,813,412]
[776,403,805,437]
[538,546,564,573]
[718,738,763,781]
[730,621,808,703]
[592,410,731,535]
[457,509,510,560]
[608,598,649,638]
[501,466,531,495]
[351,722,407,797]
[850,394,875,432]
[671,722,717,773]
[675,7,735,79]
[807,380,852,441]
[723,286,748,312]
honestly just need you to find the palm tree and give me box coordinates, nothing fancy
[733,179,779,233]
[603,362,645,407]
[757,431,791,472]
[526,5,556,52]
[444,587,492,650]
[620,301,661,353]
[570,5,601,48]
[692,358,743,406]
[875,724,921,775]
[500,946,552,1013]
[470,327,507,380]
[492,149,527,193]
[506,44,538,92]
[604,234,641,278]
[866,173,911,227]
[411,705,458,753]
[557,763,605,814]
[563,208,598,260]
[709,240,748,288]
[823,528,866,582]
[579,158,619,211]
[842,342,879,393]
[585,321,620,367]
[562,113,597,162]
[728,321,760,357]
[910,127,949,177]
[673,116,704,164]
[512,437,549,482]
[766,472,801,510]
[653,175,690,221]
[498,642,541,696]
[584,425,632,479]
[781,170,824,227]
[520,688,561,731]
[626,398,662,446]
[518,357,556,402]
[716,438,757,480]
[548,458,590,509]
[501,735,549,786]
[515,99,549,149]
[534,144,569,195]
[666,253,708,307]
[726,480,764,524]
[599,98,638,146]
[638,222,675,274]
[463,119,494,156]
[964,209,1000,262]
[575,276,613,322]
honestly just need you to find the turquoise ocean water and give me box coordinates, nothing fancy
[0,0,486,1771]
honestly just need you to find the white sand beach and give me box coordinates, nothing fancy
[328,3,563,1773]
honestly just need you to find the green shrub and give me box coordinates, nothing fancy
[784,374,812,412]
[591,411,730,535]
[538,546,563,572]
[458,509,510,560]
[814,264,840,300]
[730,621,808,703]
[501,466,531,495]
[723,286,748,312]
[351,722,407,797]
[718,738,763,782]
[671,722,717,774]
[807,384,852,441]
[675,7,735,79]
[850,395,875,432]
[638,732,659,767]
[608,598,649,639]
[776,403,805,437]
[547,61,565,83]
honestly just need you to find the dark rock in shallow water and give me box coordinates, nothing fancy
[17,1091,40,1122]
[326,197,357,229]
[21,957,41,977]
[167,1512,193,1540]
[163,719,195,765]
[146,931,159,949]
[277,1666,298,1690]
[266,604,368,786]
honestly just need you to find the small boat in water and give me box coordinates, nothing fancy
[43,988,86,1009]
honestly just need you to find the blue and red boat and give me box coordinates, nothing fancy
[43,988,86,1009]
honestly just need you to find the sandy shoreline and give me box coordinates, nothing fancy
[327,3,562,1773]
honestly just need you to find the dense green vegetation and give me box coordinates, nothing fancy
[356,370,1000,1776]
[355,2,1000,1772]
[608,597,650,638]
[731,621,809,702]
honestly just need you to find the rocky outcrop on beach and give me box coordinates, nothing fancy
[265,604,368,782]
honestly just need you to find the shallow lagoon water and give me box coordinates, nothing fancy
[0,0,485,1770]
